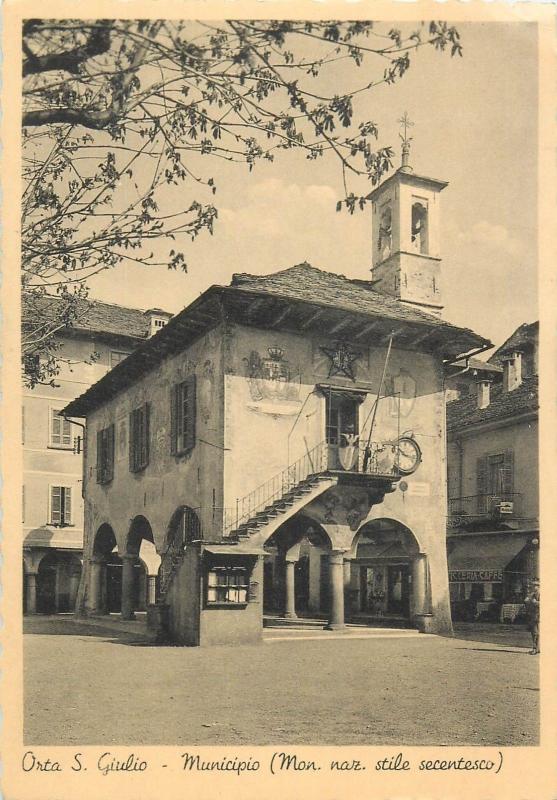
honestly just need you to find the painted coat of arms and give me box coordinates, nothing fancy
[244,347,300,403]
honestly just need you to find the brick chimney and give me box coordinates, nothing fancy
[476,379,492,410]
[502,351,522,392]
[144,308,173,337]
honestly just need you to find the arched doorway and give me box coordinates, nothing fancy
[91,523,117,614]
[36,552,82,614]
[103,552,147,613]
[264,514,332,618]
[350,519,420,623]
[122,516,154,619]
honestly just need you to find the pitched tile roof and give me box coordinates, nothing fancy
[447,375,538,432]
[25,294,154,340]
[65,263,490,417]
[489,321,538,366]
[450,356,503,375]
[231,262,481,334]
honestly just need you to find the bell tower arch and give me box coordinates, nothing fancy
[369,115,447,317]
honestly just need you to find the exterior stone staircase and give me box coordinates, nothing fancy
[227,473,337,545]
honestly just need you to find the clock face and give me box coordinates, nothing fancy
[396,437,421,475]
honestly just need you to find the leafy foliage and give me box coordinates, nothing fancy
[22,18,462,385]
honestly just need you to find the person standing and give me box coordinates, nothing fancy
[524,579,540,654]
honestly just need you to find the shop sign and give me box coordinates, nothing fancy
[449,569,503,582]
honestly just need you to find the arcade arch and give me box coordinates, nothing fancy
[349,518,428,624]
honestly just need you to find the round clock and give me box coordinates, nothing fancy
[396,436,422,475]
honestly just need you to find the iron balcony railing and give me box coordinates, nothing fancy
[223,437,402,536]
[447,493,522,526]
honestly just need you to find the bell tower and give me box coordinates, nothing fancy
[369,114,447,317]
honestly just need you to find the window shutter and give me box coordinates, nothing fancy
[52,412,61,445]
[502,449,514,495]
[64,487,72,524]
[170,385,178,455]
[143,403,150,468]
[96,430,103,483]
[129,411,135,471]
[476,456,488,512]
[107,424,115,482]
[51,486,61,524]
[62,417,72,446]
[185,374,196,451]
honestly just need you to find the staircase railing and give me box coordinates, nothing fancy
[223,440,329,536]
[223,436,403,537]
[157,510,203,601]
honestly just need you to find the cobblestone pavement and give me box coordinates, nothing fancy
[24,617,538,746]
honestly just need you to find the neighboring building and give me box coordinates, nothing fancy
[445,356,502,403]
[446,322,539,622]
[64,151,491,646]
[22,299,172,614]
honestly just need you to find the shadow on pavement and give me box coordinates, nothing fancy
[24,618,140,641]
[455,646,531,655]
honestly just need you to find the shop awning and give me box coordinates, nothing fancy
[24,527,83,550]
[447,534,530,581]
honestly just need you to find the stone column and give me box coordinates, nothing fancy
[89,556,104,614]
[147,574,157,605]
[284,559,298,619]
[121,554,137,620]
[412,554,428,616]
[325,550,346,630]
[69,571,81,611]
[26,573,37,615]
[343,557,353,618]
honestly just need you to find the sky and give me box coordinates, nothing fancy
[88,21,538,353]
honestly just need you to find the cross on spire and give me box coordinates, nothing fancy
[397,112,414,171]
[398,112,414,144]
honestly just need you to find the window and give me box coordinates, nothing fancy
[170,375,196,454]
[411,201,428,254]
[325,392,360,445]
[476,450,514,511]
[50,486,72,526]
[50,409,72,448]
[206,566,248,604]
[154,318,166,330]
[110,351,131,368]
[129,403,150,472]
[96,424,115,484]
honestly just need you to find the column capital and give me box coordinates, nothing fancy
[329,549,348,565]
[121,553,138,562]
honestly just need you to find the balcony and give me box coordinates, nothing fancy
[223,438,404,537]
[448,493,522,529]
[327,439,401,479]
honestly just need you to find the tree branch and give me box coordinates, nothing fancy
[22,24,111,77]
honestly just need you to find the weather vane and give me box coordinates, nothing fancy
[397,112,414,145]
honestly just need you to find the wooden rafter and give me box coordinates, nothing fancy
[354,320,382,340]
[299,308,325,329]
[268,306,291,328]
[328,316,353,335]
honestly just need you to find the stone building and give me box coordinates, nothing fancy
[64,153,491,646]
[446,322,539,622]
[22,298,172,614]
